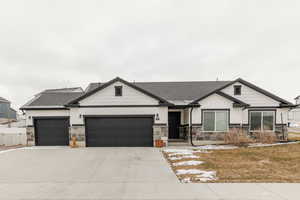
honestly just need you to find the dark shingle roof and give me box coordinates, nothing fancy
[135,81,231,101]
[22,78,294,109]
[87,81,231,101]
[22,92,84,108]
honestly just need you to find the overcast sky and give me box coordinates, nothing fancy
[0,0,300,110]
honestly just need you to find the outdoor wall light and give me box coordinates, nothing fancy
[28,116,31,119]
[79,114,82,118]
[155,113,160,121]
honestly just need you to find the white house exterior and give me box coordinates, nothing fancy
[21,77,293,147]
[288,95,300,126]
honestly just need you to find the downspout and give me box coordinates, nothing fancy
[189,107,195,146]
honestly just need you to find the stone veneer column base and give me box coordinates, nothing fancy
[26,127,35,146]
[153,124,168,146]
[69,126,86,147]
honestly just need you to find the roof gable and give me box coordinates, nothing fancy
[68,77,171,106]
[190,78,293,106]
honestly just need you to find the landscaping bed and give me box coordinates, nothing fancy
[163,142,300,183]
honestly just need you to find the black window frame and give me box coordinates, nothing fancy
[234,85,242,95]
[115,86,123,96]
[249,110,275,132]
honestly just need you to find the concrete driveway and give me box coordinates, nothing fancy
[0,147,299,200]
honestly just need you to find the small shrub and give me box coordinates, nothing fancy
[224,128,254,147]
[254,132,277,144]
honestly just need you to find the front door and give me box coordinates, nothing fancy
[168,112,181,139]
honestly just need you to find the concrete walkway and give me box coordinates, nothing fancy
[0,147,298,200]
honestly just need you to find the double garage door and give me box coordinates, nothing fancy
[34,116,153,147]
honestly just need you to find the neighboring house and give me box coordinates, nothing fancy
[0,97,17,124]
[20,77,294,147]
[288,95,300,126]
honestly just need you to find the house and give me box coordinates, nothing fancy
[0,97,17,124]
[288,95,300,126]
[20,77,294,147]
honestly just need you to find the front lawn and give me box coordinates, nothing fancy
[163,143,300,183]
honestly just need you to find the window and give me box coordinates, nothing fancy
[234,85,242,95]
[203,110,229,132]
[250,111,275,132]
[115,86,122,96]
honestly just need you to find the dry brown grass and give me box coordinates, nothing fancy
[164,143,300,183]
[254,132,277,144]
[288,132,300,141]
[196,143,300,182]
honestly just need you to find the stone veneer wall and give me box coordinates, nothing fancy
[26,126,35,146]
[69,126,86,147]
[153,124,168,146]
[191,124,287,141]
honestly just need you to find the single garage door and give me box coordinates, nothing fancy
[85,116,153,147]
[34,118,69,146]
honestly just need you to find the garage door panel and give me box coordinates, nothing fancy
[35,118,69,146]
[86,117,153,147]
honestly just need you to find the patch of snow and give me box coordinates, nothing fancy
[194,145,237,150]
[168,152,194,156]
[173,160,204,166]
[169,155,199,160]
[181,177,192,183]
[290,123,300,127]
[176,169,205,175]
[249,142,300,148]
[194,171,217,182]
[177,169,217,182]
[163,149,192,153]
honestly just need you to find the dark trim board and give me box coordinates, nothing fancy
[192,123,202,126]
[154,123,167,126]
[83,114,155,118]
[32,116,70,120]
[21,107,69,111]
[70,105,167,108]
[71,124,84,126]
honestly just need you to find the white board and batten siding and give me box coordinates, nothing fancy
[71,81,168,125]
[192,93,243,124]
[79,81,159,106]
[191,82,289,125]
[221,82,280,107]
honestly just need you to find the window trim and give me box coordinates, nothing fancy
[249,110,275,132]
[234,85,242,95]
[202,109,230,132]
[115,86,123,96]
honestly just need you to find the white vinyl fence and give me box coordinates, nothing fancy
[0,128,27,146]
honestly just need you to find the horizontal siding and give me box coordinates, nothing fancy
[79,81,159,106]
[221,82,280,107]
